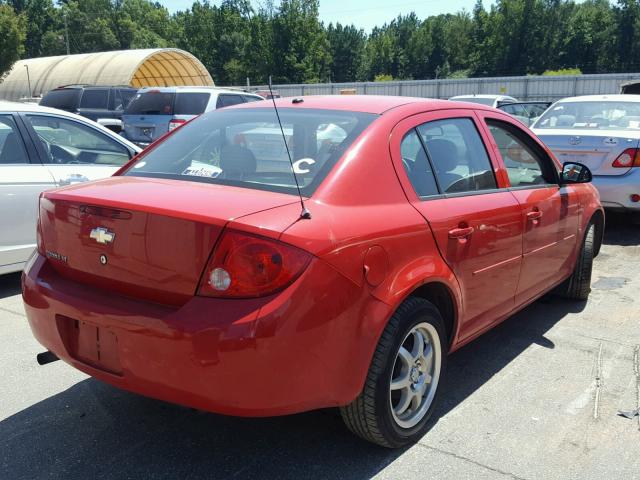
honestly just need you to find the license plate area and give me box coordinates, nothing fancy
[56,315,122,375]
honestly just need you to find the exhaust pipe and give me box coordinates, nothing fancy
[37,351,59,365]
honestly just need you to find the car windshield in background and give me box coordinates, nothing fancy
[535,101,640,130]
[40,89,82,110]
[125,91,175,115]
[451,97,495,106]
[124,108,376,195]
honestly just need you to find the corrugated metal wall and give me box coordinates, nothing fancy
[251,73,640,101]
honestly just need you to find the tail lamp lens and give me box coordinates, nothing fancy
[36,194,45,255]
[198,231,311,298]
[612,148,640,168]
[168,119,186,131]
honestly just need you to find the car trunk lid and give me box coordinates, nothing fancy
[39,176,299,305]
[534,129,640,175]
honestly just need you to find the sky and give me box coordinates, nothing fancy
[160,0,493,32]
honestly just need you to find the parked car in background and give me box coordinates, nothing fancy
[532,94,640,212]
[253,89,281,99]
[498,101,551,126]
[448,94,518,108]
[619,80,640,94]
[40,85,137,133]
[0,101,141,275]
[121,87,264,148]
[23,95,603,448]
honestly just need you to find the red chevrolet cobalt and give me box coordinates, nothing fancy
[23,96,603,447]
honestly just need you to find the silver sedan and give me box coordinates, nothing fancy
[0,102,141,275]
[532,94,640,212]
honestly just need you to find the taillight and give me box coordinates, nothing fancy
[168,119,186,132]
[36,194,45,255]
[612,148,640,168]
[198,231,311,298]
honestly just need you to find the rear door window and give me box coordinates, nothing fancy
[401,129,439,197]
[216,94,245,109]
[174,93,211,115]
[416,118,497,194]
[40,89,81,111]
[125,92,175,115]
[242,95,262,103]
[80,89,108,109]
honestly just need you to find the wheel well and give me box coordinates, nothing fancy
[590,210,605,256]
[410,282,456,348]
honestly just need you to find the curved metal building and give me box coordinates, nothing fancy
[0,48,214,101]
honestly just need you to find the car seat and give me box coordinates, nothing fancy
[219,144,257,180]
[0,133,26,164]
[425,139,461,192]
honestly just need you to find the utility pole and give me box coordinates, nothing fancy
[63,12,70,55]
[24,65,32,98]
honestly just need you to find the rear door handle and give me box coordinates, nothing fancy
[526,210,543,221]
[448,226,475,239]
[58,174,90,186]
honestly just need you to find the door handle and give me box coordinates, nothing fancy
[448,226,475,239]
[526,210,543,221]
[58,174,90,186]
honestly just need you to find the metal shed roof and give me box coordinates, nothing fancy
[0,48,214,101]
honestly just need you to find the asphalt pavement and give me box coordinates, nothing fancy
[1,213,639,480]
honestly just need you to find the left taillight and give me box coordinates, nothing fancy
[168,118,187,132]
[198,230,311,298]
[36,194,45,255]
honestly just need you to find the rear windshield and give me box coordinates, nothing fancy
[125,91,175,115]
[174,92,210,115]
[534,101,640,130]
[40,89,82,110]
[124,108,377,195]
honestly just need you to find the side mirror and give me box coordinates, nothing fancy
[561,162,592,184]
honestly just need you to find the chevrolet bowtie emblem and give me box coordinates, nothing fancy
[89,227,115,245]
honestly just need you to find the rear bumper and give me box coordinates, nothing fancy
[592,170,640,211]
[22,254,387,416]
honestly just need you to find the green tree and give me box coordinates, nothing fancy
[0,3,26,76]
[326,23,365,82]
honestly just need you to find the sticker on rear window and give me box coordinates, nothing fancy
[182,164,222,178]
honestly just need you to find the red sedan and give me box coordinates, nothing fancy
[23,96,603,447]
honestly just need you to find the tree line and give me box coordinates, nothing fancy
[0,0,639,86]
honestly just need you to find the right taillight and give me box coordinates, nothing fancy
[197,230,311,298]
[612,148,640,168]
[168,119,186,132]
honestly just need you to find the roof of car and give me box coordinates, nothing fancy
[231,95,489,114]
[556,94,640,103]
[136,86,261,96]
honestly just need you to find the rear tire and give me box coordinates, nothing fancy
[560,222,595,300]
[340,297,446,448]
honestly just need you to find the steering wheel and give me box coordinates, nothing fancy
[402,157,413,172]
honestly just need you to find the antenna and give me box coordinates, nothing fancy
[268,76,311,219]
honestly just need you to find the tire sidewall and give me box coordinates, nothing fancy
[375,301,447,446]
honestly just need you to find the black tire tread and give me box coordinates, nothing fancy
[340,297,441,448]
[563,222,595,300]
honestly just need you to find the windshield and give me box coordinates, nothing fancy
[450,97,495,106]
[124,108,377,195]
[125,91,175,115]
[535,101,640,130]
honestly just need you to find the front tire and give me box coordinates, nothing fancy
[560,222,595,300]
[340,297,447,448]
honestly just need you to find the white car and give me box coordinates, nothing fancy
[448,94,518,108]
[0,102,141,275]
[532,95,640,212]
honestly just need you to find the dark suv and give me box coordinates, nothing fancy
[40,85,138,132]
